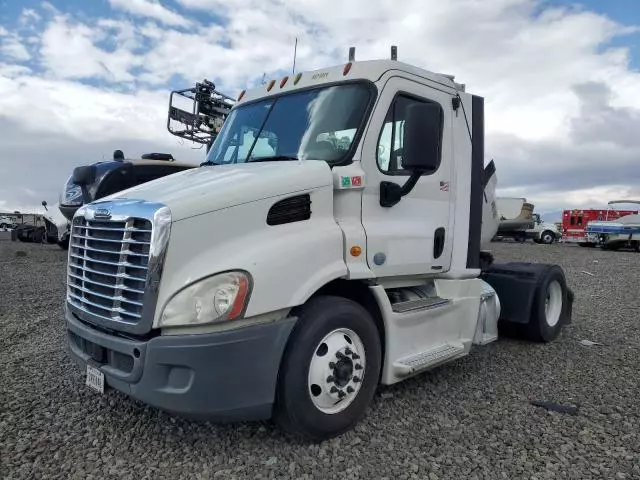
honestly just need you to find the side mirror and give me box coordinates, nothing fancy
[72,165,96,186]
[41,200,48,211]
[401,102,443,173]
[380,102,444,208]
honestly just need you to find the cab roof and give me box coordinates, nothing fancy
[236,58,467,106]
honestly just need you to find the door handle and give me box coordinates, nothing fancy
[433,227,445,259]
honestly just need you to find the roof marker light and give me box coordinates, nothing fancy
[237,90,246,101]
[280,76,289,88]
[343,62,352,76]
[266,79,275,91]
[293,72,302,85]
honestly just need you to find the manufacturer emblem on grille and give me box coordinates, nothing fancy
[94,208,112,219]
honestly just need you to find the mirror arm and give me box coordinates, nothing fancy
[379,170,425,208]
[400,170,423,197]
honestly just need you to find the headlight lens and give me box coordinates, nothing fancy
[159,271,251,328]
[60,176,83,206]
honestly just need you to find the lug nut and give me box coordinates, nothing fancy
[336,351,345,359]
[330,386,338,393]
[329,362,336,369]
[355,364,362,370]
[353,376,361,383]
[326,375,334,383]
[351,354,360,360]
[347,386,354,393]
[345,347,353,355]
[338,390,346,398]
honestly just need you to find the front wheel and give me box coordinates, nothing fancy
[57,237,69,250]
[540,230,555,244]
[273,295,382,441]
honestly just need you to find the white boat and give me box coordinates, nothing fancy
[584,200,640,251]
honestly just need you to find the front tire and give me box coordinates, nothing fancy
[273,295,382,441]
[57,237,69,250]
[540,230,555,244]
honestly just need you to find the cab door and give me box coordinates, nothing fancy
[360,76,454,278]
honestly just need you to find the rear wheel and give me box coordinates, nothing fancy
[525,266,570,342]
[273,295,382,441]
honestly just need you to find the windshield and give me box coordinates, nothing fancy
[204,82,373,165]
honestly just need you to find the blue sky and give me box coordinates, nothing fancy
[548,0,640,66]
[0,0,639,216]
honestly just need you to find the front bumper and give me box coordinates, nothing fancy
[66,309,297,422]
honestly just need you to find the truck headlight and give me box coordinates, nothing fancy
[60,178,83,206]
[159,271,251,328]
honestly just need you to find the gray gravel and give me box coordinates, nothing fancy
[1,240,639,479]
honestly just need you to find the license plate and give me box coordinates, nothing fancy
[86,365,105,394]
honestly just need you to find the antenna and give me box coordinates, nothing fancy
[348,47,356,62]
[261,73,266,85]
[292,37,298,75]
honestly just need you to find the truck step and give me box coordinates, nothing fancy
[391,296,451,313]
[393,342,466,376]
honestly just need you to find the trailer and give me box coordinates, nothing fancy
[63,47,575,441]
[561,207,638,246]
[582,200,640,251]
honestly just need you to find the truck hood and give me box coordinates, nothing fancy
[104,160,334,221]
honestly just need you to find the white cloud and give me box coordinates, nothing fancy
[19,8,42,26]
[0,0,639,213]
[39,15,142,82]
[0,36,31,61]
[108,0,191,27]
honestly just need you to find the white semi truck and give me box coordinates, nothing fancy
[65,48,574,441]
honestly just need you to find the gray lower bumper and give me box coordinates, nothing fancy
[66,310,297,422]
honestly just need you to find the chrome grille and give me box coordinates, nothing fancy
[67,216,152,324]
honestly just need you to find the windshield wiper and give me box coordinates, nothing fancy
[248,155,299,163]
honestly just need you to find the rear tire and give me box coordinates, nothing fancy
[524,266,570,342]
[273,295,382,442]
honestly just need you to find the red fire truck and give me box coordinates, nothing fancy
[561,208,639,245]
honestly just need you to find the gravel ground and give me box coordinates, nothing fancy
[1,240,639,480]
